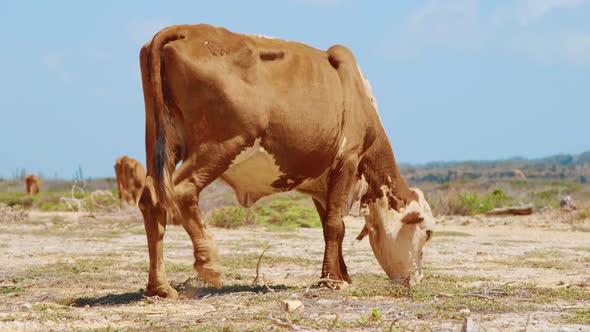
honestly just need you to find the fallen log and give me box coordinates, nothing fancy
[485,206,533,216]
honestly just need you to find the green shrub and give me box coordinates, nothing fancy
[255,196,320,229]
[529,189,560,208]
[207,195,321,230]
[448,188,514,215]
[209,206,257,229]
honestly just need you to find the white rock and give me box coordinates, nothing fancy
[281,300,304,312]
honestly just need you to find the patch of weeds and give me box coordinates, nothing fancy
[346,272,539,320]
[415,296,523,320]
[28,303,74,321]
[345,272,488,299]
[0,286,25,295]
[434,231,473,237]
[490,256,573,270]
[562,307,590,324]
[221,253,318,270]
[12,256,125,288]
[370,308,383,320]
[511,283,590,303]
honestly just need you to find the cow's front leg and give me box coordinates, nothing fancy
[175,180,223,287]
[139,177,178,298]
[321,156,357,286]
[314,198,352,284]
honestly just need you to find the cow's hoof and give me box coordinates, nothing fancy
[343,274,352,284]
[195,262,223,288]
[319,275,350,290]
[145,284,179,299]
[322,280,349,290]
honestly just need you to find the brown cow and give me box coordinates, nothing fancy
[25,174,40,196]
[138,24,435,298]
[114,156,146,206]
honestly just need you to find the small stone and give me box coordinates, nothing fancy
[281,300,304,312]
[459,308,471,315]
[20,303,32,310]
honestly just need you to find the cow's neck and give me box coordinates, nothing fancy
[359,131,416,212]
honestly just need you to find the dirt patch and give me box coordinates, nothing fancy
[1,211,589,331]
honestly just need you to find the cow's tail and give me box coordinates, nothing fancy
[147,26,185,213]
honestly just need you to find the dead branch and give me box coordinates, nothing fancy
[251,244,279,285]
[524,312,532,332]
[485,205,533,216]
[328,294,349,331]
[386,311,406,332]
[262,275,301,331]
[267,314,301,331]
[60,180,87,212]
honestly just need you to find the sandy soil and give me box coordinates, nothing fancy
[0,210,589,331]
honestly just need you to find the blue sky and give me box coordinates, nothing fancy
[0,0,588,179]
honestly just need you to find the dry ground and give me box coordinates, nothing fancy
[1,210,589,331]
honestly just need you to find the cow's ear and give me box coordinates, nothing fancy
[356,225,369,241]
[401,211,423,224]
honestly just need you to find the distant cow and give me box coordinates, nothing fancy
[138,24,435,298]
[25,174,41,196]
[513,169,526,179]
[114,156,146,206]
[560,195,576,210]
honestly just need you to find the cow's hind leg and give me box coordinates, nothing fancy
[172,138,254,288]
[174,180,222,287]
[139,177,178,298]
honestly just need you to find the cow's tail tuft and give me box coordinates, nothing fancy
[147,26,185,214]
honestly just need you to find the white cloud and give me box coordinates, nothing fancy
[41,52,71,82]
[516,0,586,25]
[127,18,170,45]
[380,0,590,66]
[405,0,484,50]
[379,0,485,62]
[508,31,590,65]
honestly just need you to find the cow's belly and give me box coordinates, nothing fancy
[220,139,286,207]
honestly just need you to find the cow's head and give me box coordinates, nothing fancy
[358,188,434,286]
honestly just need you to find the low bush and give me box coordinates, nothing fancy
[207,194,321,230]
[446,188,514,215]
